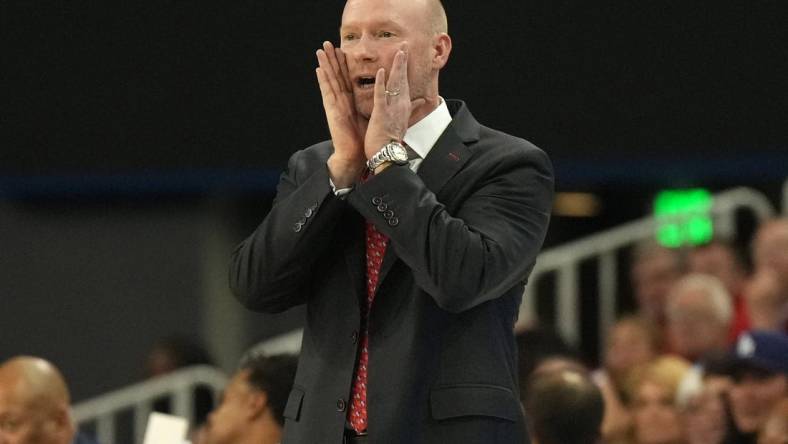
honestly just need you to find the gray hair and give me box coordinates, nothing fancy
[666,273,733,324]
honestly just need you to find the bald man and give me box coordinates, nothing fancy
[0,356,98,444]
[229,0,553,442]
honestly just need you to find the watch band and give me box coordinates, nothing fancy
[366,141,409,171]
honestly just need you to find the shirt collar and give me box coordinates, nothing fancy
[403,98,452,161]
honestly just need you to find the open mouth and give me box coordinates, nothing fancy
[356,76,375,89]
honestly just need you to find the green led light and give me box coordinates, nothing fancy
[654,189,714,248]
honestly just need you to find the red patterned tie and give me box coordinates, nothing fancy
[347,221,388,432]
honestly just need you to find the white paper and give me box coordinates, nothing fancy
[141,412,189,444]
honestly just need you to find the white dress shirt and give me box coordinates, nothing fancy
[330,98,452,196]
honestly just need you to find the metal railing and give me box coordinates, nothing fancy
[72,365,227,444]
[514,186,779,349]
[70,182,788,443]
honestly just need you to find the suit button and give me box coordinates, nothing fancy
[383,210,394,219]
[336,399,346,411]
[388,217,399,227]
[376,203,388,212]
[304,208,313,218]
[372,196,383,205]
[298,217,307,225]
[293,222,303,232]
[351,331,359,344]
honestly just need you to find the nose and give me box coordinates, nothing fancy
[344,35,378,64]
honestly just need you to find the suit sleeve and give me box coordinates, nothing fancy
[347,143,554,313]
[228,148,346,313]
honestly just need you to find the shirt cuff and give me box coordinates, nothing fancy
[329,178,353,199]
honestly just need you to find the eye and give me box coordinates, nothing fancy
[343,33,357,41]
[379,31,394,38]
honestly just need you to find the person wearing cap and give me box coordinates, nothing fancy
[726,331,788,442]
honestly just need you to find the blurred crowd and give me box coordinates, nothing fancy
[1,218,786,443]
[520,217,788,444]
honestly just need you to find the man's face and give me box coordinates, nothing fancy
[605,322,655,376]
[0,389,57,444]
[753,223,788,289]
[201,371,258,444]
[632,253,681,322]
[728,372,787,433]
[340,0,438,119]
[666,289,728,360]
[688,245,744,295]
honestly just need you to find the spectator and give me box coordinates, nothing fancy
[665,274,732,361]
[757,398,788,444]
[725,331,788,443]
[682,386,729,444]
[594,316,660,444]
[530,356,589,380]
[144,335,215,426]
[747,218,788,332]
[676,351,740,444]
[598,316,661,399]
[0,356,98,444]
[688,239,751,340]
[145,335,214,378]
[524,369,604,444]
[630,356,692,444]
[630,240,685,327]
[198,353,297,444]
[516,325,575,400]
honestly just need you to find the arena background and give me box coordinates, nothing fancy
[2,1,787,402]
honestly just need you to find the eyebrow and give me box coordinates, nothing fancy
[340,19,405,33]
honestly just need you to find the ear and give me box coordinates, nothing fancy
[49,404,75,437]
[246,391,269,420]
[432,33,452,70]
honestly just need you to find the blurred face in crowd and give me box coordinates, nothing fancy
[632,249,682,322]
[728,371,788,433]
[757,399,788,444]
[688,243,746,296]
[202,370,270,444]
[0,359,74,444]
[682,387,728,444]
[340,0,449,120]
[605,319,657,379]
[666,288,729,360]
[753,220,788,289]
[633,380,684,444]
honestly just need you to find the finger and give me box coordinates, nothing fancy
[315,67,334,104]
[373,67,386,108]
[336,48,353,92]
[317,49,344,97]
[386,49,408,96]
[323,41,344,92]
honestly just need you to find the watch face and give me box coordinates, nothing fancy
[388,143,409,163]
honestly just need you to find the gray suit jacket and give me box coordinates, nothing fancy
[230,100,554,444]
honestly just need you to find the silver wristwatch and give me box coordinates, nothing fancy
[366,141,409,171]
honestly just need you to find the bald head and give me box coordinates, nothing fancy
[0,356,74,444]
[0,357,71,408]
[427,0,448,34]
[525,370,604,444]
[344,0,447,36]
